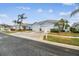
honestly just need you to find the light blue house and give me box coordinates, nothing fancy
[26,20,70,32]
[26,24,32,30]
[31,20,58,32]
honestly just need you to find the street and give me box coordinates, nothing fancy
[0,33,79,56]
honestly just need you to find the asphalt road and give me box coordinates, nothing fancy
[0,33,79,56]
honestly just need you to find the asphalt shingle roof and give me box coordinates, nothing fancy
[33,20,58,25]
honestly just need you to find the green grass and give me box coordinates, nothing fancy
[45,35,79,46]
[49,32,79,37]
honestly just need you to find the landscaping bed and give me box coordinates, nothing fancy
[44,35,79,46]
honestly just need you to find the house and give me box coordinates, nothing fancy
[11,23,28,30]
[26,24,32,30]
[0,24,11,32]
[31,20,58,32]
[26,20,70,32]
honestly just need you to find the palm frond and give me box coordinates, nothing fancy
[13,20,17,23]
[70,9,79,17]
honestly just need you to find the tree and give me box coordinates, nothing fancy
[70,8,79,17]
[58,18,65,32]
[59,19,65,31]
[70,8,79,32]
[12,20,17,30]
[13,20,17,25]
[64,20,70,29]
[17,13,27,30]
[55,19,70,32]
[54,22,60,32]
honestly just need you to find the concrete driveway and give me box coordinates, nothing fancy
[10,31,44,40]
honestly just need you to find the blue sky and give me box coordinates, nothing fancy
[0,3,79,25]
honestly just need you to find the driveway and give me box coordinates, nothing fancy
[0,32,79,56]
[10,31,44,40]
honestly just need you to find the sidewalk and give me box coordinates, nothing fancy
[10,32,79,50]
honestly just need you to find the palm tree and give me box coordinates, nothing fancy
[55,18,69,32]
[54,22,60,31]
[64,20,70,29]
[58,18,65,32]
[70,8,79,32]
[13,20,17,25]
[13,20,17,30]
[70,8,79,17]
[17,13,27,30]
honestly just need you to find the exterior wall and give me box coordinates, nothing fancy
[26,25,32,30]
[0,26,11,32]
[0,27,5,31]
[41,24,54,32]
[31,22,70,32]
[31,23,55,32]
[32,24,41,32]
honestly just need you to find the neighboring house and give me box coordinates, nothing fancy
[11,23,28,30]
[0,24,11,31]
[31,20,58,32]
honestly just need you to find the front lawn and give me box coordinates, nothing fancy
[44,35,79,46]
[49,32,79,37]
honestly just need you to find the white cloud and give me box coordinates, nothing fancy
[37,8,43,13]
[0,14,8,18]
[17,6,31,10]
[48,9,53,13]
[59,12,71,16]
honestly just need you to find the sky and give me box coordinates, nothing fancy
[0,3,79,25]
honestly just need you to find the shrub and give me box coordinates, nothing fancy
[70,27,79,33]
[50,29,59,33]
[61,30,65,32]
[11,29,16,31]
